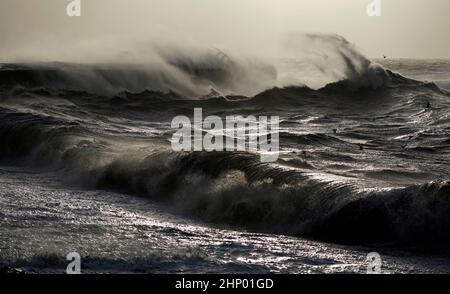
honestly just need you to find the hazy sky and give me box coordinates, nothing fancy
[1,0,449,61]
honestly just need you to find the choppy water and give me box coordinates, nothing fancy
[2,167,450,274]
[1,57,450,273]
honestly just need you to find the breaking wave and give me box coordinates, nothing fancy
[0,107,450,246]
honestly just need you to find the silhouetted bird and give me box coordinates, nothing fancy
[426,102,431,109]
[333,129,338,134]
[401,143,407,149]
[358,144,364,151]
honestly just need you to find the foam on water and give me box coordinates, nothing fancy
[1,48,450,272]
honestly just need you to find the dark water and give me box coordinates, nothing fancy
[1,58,450,273]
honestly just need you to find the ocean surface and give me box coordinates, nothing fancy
[1,57,450,273]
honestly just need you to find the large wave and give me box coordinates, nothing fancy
[0,34,408,98]
[1,62,445,113]
[0,107,450,246]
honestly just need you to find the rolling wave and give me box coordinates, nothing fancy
[1,58,446,105]
[1,58,450,247]
[0,107,449,246]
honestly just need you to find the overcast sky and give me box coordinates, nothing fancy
[1,0,449,61]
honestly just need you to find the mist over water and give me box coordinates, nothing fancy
[0,33,393,97]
